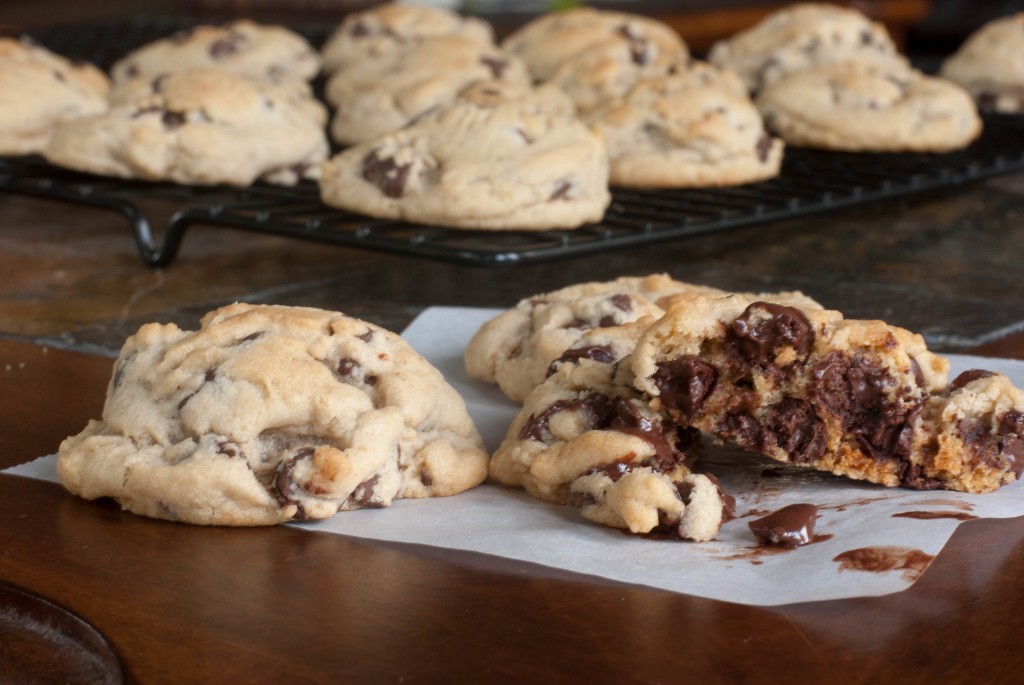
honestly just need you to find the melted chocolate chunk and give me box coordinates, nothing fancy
[727,301,813,367]
[275,448,314,520]
[909,358,925,387]
[609,399,677,467]
[362,150,412,198]
[949,369,996,392]
[609,293,633,312]
[717,411,765,452]
[765,398,827,464]
[652,356,717,424]
[1000,435,1024,477]
[703,472,736,521]
[338,357,361,377]
[999,410,1024,437]
[748,503,817,547]
[811,353,919,460]
[162,110,186,129]
[518,393,615,442]
[546,344,616,376]
[899,463,945,490]
[349,474,384,508]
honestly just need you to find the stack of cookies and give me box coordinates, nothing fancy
[468,275,1024,541]
[710,3,983,152]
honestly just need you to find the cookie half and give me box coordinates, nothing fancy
[44,68,328,186]
[940,12,1024,113]
[587,61,783,187]
[57,303,489,525]
[756,60,982,152]
[0,37,110,155]
[632,293,1024,493]
[319,89,610,230]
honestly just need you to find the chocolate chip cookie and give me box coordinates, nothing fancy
[491,321,730,541]
[325,34,531,145]
[632,293,1024,493]
[756,60,982,152]
[110,20,321,84]
[708,2,906,93]
[502,7,687,83]
[0,37,110,155]
[940,12,1024,113]
[57,303,490,526]
[44,68,329,186]
[319,87,610,230]
[321,3,495,74]
[587,61,783,188]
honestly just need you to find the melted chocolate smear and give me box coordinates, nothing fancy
[703,472,737,521]
[950,368,997,392]
[833,546,934,581]
[892,510,978,521]
[546,344,616,376]
[727,301,813,367]
[609,399,679,467]
[748,503,817,547]
[652,356,717,424]
[362,150,412,198]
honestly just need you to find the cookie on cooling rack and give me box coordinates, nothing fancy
[756,60,982,152]
[490,320,731,541]
[110,20,320,84]
[325,35,531,145]
[44,68,328,186]
[587,60,783,188]
[708,2,907,93]
[320,2,494,74]
[940,13,1024,113]
[0,37,110,155]
[631,292,1024,493]
[57,303,490,526]
[501,6,687,83]
[319,88,609,230]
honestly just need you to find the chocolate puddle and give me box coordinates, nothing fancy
[833,546,934,581]
[892,511,978,521]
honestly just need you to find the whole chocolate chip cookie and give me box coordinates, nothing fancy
[491,321,730,541]
[0,37,110,155]
[110,20,321,84]
[708,2,906,93]
[502,7,687,83]
[321,3,495,74]
[325,34,532,146]
[319,86,609,230]
[587,60,783,188]
[756,60,982,152]
[632,292,1024,493]
[44,68,328,186]
[57,303,490,526]
[940,12,1024,113]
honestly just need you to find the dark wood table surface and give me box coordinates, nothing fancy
[4,4,1024,683]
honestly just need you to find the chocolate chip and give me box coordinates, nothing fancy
[52,70,66,83]
[550,179,574,201]
[567,490,597,510]
[170,27,195,44]
[652,356,717,424]
[546,344,616,376]
[350,21,370,37]
[362,149,411,198]
[899,462,944,490]
[338,357,360,377]
[357,329,374,343]
[860,29,875,45]
[717,411,765,452]
[275,449,313,519]
[162,110,186,129]
[123,64,139,79]
[755,133,773,163]
[1000,435,1024,477]
[209,38,238,59]
[237,331,264,344]
[999,410,1024,437]
[727,302,814,368]
[151,74,168,93]
[349,474,385,508]
[949,369,997,392]
[480,56,508,79]
[749,503,817,547]
[419,468,433,487]
[216,440,245,459]
[609,398,679,467]
[978,91,999,110]
[609,294,633,312]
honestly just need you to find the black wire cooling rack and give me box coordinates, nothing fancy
[3,17,1024,268]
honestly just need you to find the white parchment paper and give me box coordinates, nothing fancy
[8,306,1024,606]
